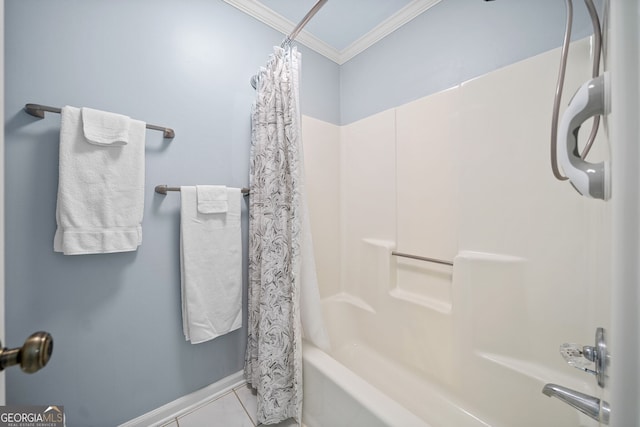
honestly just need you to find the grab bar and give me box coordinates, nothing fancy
[391,251,453,266]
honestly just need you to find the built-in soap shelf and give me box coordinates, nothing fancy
[391,247,454,314]
[352,238,457,313]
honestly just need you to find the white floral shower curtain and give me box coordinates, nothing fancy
[245,46,329,425]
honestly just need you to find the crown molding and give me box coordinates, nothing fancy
[338,0,441,63]
[223,0,441,65]
[222,0,341,62]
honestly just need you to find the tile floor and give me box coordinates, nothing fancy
[159,383,300,427]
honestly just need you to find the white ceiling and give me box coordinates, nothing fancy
[222,0,442,64]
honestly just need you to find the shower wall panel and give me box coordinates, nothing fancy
[301,116,342,298]
[305,39,611,400]
[338,110,397,306]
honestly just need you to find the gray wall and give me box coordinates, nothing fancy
[340,0,602,124]
[4,1,338,426]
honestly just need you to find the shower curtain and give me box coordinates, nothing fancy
[245,46,329,425]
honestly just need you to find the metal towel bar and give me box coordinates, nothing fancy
[155,185,250,195]
[391,251,453,266]
[24,103,175,139]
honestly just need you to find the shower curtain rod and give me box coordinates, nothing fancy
[24,103,175,139]
[155,185,250,195]
[392,251,454,266]
[282,0,328,47]
[250,0,328,89]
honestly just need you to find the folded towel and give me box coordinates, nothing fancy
[180,186,242,343]
[54,106,145,255]
[196,185,228,214]
[82,107,131,146]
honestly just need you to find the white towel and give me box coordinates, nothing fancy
[196,185,228,213]
[82,107,131,146]
[180,186,242,343]
[54,106,145,255]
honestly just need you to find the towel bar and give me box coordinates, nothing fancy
[155,185,250,196]
[24,103,175,139]
[391,251,453,266]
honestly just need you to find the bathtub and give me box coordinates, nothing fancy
[302,343,429,427]
[301,294,491,427]
[301,287,597,427]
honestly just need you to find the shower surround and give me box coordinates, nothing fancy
[300,37,610,426]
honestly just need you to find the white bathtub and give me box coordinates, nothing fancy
[302,343,429,427]
[301,294,491,427]
[301,288,597,427]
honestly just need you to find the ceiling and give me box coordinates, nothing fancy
[222,0,442,64]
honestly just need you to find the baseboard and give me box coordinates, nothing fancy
[118,371,245,427]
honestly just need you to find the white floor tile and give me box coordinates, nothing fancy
[178,392,254,427]
[234,383,258,425]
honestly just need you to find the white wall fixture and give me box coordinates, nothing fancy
[557,73,611,200]
[551,0,609,200]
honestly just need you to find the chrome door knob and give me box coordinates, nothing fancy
[0,331,53,374]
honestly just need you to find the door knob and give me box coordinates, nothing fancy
[0,331,53,373]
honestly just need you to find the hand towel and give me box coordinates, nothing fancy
[180,186,242,343]
[54,106,145,255]
[196,185,228,213]
[82,107,131,146]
